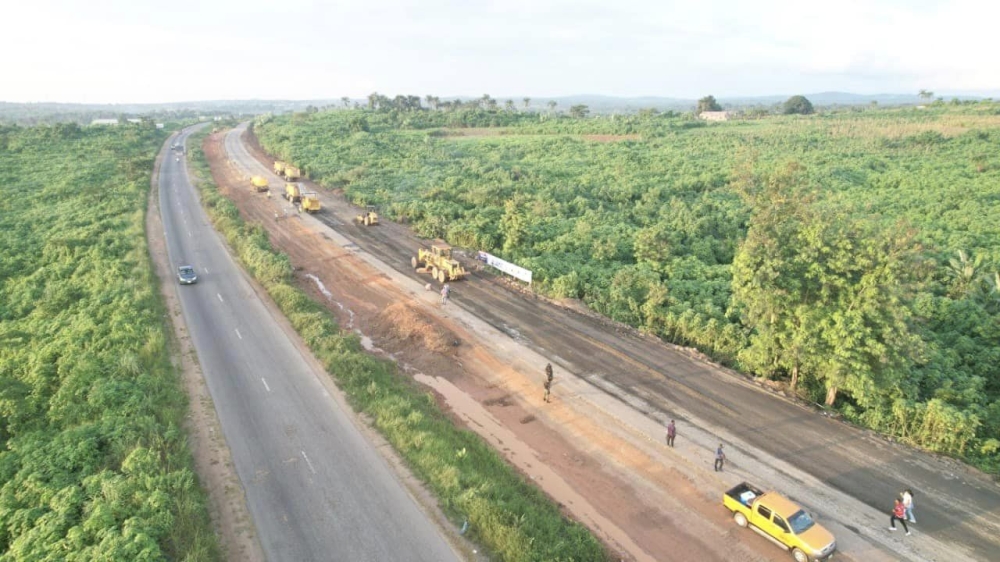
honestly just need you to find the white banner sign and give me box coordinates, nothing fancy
[477,251,532,284]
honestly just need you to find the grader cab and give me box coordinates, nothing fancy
[355,205,379,226]
[411,242,468,283]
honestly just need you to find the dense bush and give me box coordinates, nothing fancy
[0,124,219,560]
[254,104,1000,473]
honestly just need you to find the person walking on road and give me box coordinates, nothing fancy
[666,420,676,447]
[902,489,916,524]
[890,497,911,535]
[440,283,451,305]
[714,444,726,471]
[543,363,554,403]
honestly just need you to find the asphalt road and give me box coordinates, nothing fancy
[158,127,459,562]
[229,123,1000,561]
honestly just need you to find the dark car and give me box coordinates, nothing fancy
[177,265,198,285]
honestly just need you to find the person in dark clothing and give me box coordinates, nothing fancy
[666,420,676,447]
[543,363,554,403]
[890,498,911,535]
[714,444,726,471]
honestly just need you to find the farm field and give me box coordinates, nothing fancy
[0,124,219,559]
[255,104,1000,473]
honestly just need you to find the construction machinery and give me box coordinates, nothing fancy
[285,182,301,203]
[355,205,379,226]
[250,176,269,192]
[274,161,287,175]
[412,242,468,283]
[284,165,301,181]
[299,191,321,213]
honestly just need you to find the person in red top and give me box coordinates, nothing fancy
[889,497,911,535]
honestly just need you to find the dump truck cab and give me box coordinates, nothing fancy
[723,483,835,562]
[285,182,301,203]
[299,191,321,213]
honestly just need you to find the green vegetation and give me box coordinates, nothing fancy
[187,128,607,561]
[0,124,219,559]
[253,101,1000,474]
[782,95,814,115]
[697,95,722,112]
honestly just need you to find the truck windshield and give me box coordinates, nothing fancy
[788,510,815,534]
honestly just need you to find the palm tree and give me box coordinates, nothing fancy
[341,97,351,108]
[547,100,557,113]
[523,97,531,110]
[367,92,379,110]
[505,99,516,112]
[918,89,934,101]
[948,249,983,296]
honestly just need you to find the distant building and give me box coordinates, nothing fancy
[699,111,730,121]
[91,118,119,126]
[127,118,142,124]
[155,123,165,129]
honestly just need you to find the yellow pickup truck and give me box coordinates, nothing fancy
[723,482,836,562]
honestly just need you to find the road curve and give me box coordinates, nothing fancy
[158,126,459,562]
[229,123,1000,562]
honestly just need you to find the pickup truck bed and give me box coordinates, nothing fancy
[725,482,764,510]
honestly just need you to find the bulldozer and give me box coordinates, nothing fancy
[299,191,321,213]
[273,161,286,175]
[250,176,269,192]
[355,205,379,226]
[412,242,468,283]
[285,182,301,203]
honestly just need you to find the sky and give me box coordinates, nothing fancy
[2,0,997,104]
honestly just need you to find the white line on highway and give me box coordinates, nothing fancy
[235,328,243,340]
[217,293,224,302]
[204,267,209,273]
[261,378,271,392]
[187,229,193,237]
[301,451,317,474]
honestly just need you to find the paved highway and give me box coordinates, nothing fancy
[158,127,459,562]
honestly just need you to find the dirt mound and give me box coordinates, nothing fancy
[374,303,458,355]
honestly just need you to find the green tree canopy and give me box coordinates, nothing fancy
[697,95,722,113]
[783,95,815,115]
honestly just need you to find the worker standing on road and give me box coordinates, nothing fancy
[440,283,451,305]
[543,363,554,403]
[714,444,726,471]
[666,420,676,447]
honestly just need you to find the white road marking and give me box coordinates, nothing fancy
[204,267,209,273]
[187,229,192,237]
[301,451,317,474]
[235,328,243,340]
[261,378,271,392]
[217,293,224,302]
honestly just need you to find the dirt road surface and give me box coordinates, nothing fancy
[205,124,999,562]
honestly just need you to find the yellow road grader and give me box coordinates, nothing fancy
[412,242,468,283]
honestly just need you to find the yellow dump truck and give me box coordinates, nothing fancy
[299,191,321,213]
[250,176,269,192]
[274,161,287,175]
[412,242,468,283]
[284,166,301,181]
[285,183,301,203]
[723,482,836,562]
